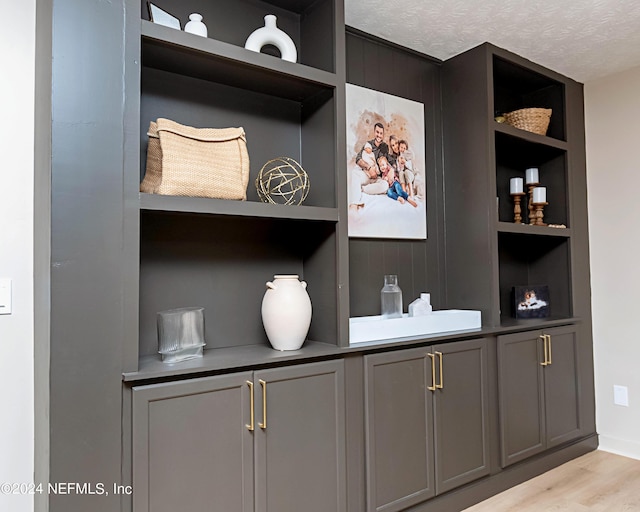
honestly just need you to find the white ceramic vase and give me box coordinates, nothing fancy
[185,13,207,37]
[244,15,297,63]
[261,275,311,350]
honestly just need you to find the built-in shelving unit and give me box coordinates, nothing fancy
[493,53,573,324]
[130,0,346,362]
[49,3,597,511]
[443,43,585,328]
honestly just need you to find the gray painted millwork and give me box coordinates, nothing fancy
[498,325,584,467]
[253,361,346,512]
[346,29,444,317]
[50,1,127,511]
[133,0,344,352]
[46,1,596,511]
[365,347,436,511]
[132,360,345,512]
[363,338,490,512]
[34,1,53,509]
[432,339,491,494]
[133,372,255,512]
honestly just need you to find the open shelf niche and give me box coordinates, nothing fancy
[141,0,337,73]
[493,55,566,142]
[498,232,572,325]
[495,131,569,227]
[139,210,338,356]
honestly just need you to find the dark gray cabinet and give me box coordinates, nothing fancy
[363,338,490,512]
[364,346,435,512]
[498,325,583,467]
[433,339,491,494]
[253,361,347,512]
[132,360,346,512]
[132,372,254,512]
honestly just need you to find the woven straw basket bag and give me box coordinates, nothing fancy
[503,108,552,136]
[140,118,250,200]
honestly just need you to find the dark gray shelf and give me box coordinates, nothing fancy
[141,20,338,102]
[494,122,568,150]
[497,222,571,237]
[123,318,583,383]
[498,316,580,329]
[140,192,339,222]
[125,340,344,382]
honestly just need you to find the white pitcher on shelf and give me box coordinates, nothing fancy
[261,275,311,350]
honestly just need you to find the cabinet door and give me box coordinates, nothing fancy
[433,338,491,494]
[132,372,254,512]
[364,348,435,512]
[254,360,346,512]
[544,325,583,448]
[498,331,546,467]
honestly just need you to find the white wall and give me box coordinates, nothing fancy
[585,66,640,459]
[0,1,36,511]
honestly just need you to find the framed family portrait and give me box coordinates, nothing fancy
[513,285,550,319]
[346,83,427,239]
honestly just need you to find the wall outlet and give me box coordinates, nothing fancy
[614,385,629,407]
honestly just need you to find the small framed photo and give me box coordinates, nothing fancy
[513,285,550,319]
[148,2,181,30]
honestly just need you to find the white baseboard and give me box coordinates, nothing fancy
[597,435,640,460]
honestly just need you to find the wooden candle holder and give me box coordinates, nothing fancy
[511,192,526,224]
[527,183,539,224]
[533,201,548,226]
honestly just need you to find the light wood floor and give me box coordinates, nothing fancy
[462,450,640,511]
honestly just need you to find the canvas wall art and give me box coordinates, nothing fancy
[346,83,427,239]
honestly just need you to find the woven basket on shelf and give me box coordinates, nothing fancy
[140,118,250,200]
[503,108,552,136]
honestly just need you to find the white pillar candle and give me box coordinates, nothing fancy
[525,167,539,184]
[510,177,524,194]
[533,186,546,203]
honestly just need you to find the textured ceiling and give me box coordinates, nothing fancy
[345,0,640,83]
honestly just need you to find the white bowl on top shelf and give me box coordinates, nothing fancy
[349,309,481,344]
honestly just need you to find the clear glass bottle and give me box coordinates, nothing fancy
[381,274,403,319]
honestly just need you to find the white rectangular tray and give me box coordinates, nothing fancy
[349,310,481,344]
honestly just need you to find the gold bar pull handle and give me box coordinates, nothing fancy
[546,335,552,365]
[540,335,548,366]
[427,353,437,391]
[258,379,267,429]
[435,351,444,389]
[246,381,255,432]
